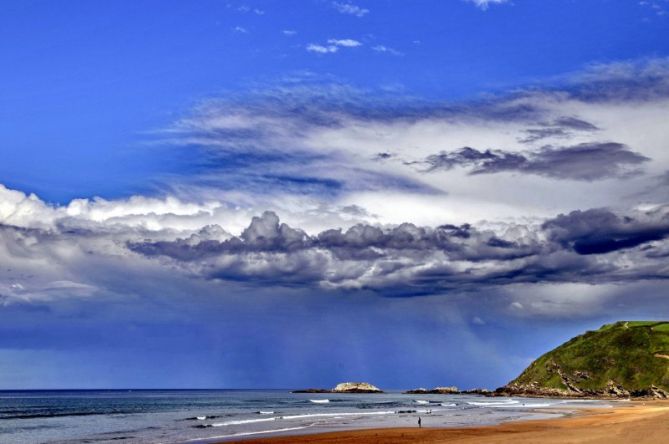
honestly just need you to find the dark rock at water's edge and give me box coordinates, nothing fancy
[292,382,383,394]
[403,387,493,395]
[461,388,493,396]
[495,321,669,399]
[291,388,332,393]
[404,386,459,394]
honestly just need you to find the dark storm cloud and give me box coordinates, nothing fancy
[423,142,649,181]
[542,207,669,255]
[1,197,668,299]
[129,206,669,294]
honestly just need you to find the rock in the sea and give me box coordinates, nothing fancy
[291,388,332,393]
[293,382,383,394]
[461,388,492,395]
[332,382,383,393]
[404,386,459,394]
[432,386,460,394]
[404,387,429,394]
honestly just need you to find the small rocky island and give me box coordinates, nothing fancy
[404,386,459,394]
[404,386,492,395]
[293,382,383,393]
[495,321,669,399]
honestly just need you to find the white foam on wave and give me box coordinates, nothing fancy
[496,402,553,408]
[196,416,207,420]
[309,399,330,404]
[441,403,457,407]
[211,417,277,427]
[282,410,395,420]
[414,400,429,404]
[209,410,396,427]
[186,425,313,442]
[467,400,520,406]
[258,411,274,415]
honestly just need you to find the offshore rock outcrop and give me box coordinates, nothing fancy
[404,386,459,394]
[293,382,383,394]
[332,382,383,393]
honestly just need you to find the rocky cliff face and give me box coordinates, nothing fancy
[498,321,669,399]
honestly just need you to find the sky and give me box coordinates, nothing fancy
[0,0,668,389]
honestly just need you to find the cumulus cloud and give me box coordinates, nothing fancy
[543,206,669,255]
[0,178,667,320]
[129,206,669,294]
[332,1,369,17]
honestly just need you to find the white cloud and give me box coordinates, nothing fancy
[502,283,619,317]
[162,58,669,229]
[306,39,361,54]
[233,26,248,33]
[472,316,486,325]
[3,59,666,305]
[510,301,524,310]
[306,43,338,54]
[327,38,362,47]
[332,1,369,17]
[465,0,510,11]
[235,5,264,15]
[372,45,402,56]
[282,29,297,36]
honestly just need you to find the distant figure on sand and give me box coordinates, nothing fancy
[418,416,422,428]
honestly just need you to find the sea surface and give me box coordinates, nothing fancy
[0,390,613,444]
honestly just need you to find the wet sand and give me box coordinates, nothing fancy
[223,401,669,443]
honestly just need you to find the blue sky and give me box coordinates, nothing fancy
[3,0,669,202]
[1,0,669,389]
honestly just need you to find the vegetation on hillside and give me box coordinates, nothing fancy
[508,321,669,395]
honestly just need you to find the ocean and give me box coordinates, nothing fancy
[0,390,612,443]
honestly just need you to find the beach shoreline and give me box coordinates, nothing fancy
[221,400,669,444]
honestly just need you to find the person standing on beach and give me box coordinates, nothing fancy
[418,416,422,428]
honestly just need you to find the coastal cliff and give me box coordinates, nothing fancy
[497,321,669,399]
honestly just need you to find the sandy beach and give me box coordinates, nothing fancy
[224,401,669,444]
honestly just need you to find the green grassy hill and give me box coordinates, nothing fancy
[501,321,669,398]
